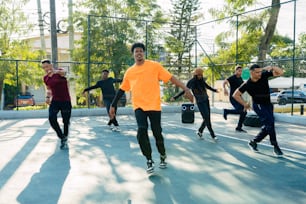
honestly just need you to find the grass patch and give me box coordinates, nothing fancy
[274,105,305,115]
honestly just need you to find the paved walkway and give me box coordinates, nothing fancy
[0,111,305,204]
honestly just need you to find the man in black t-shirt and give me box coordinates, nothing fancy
[233,64,284,157]
[83,69,122,131]
[172,68,218,141]
[223,65,247,132]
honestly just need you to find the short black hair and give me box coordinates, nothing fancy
[235,65,242,70]
[102,69,109,73]
[41,59,51,64]
[249,64,260,70]
[131,42,145,53]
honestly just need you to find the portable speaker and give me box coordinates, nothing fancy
[181,103,195,123]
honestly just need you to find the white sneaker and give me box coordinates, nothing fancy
[147,160,154,173]
[159,154,167,169]
[159,161,167,169]
[211,136,218,142]
[112,126,120,132]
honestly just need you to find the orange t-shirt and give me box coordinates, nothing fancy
[120,60,172,111]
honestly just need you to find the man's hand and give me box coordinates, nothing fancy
[224,89,228,96]
[109,107,116,119]
[55,68,67,77]
[243,103,251,112]
[184,89,194,103]
[45,97,51,105]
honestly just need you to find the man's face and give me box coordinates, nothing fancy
[235,68,242,77]
[102,71,109,79]
[250,68,263,80]
[133,47,145,62]
[42,62,52,74]
[196,74,203,80]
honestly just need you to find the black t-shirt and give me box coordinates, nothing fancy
[186,77,217,102]
[238,71,272,104]
[227,75,244,95]
[84,77,122,100]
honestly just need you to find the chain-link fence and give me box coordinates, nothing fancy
[1,0,305,115]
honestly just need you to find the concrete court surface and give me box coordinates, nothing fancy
[0,111,305,204]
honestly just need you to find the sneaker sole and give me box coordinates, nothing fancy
[211,137,218,142]
[196,132,203,139]
[147,168,154,173]
[60,144,68,150]
[274,152,284,158]
[236,130,247,133]
[159,164,167,169]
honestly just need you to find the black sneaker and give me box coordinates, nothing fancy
[248,140,258,152]
[273,145,283,157]
[223,109,228,120]
[159,154,167,169]
[196,131,203,139]
[146,160,154,173]
[60,136,68,150]
[236,128,247,133]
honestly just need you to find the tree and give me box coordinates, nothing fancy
[258,0,281,65]
[270,33,306,77]
[209,0,281,66]
[161,0,202,101]
[200,31,262,80]
[72,0,166,105]
[165,0,202,79]
[0,0,42,106]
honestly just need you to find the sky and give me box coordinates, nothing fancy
[156,0,306,38]
[22,0,306,49]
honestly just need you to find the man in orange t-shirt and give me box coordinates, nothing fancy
[110,42,193,173]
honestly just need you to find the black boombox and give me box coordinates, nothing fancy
[181,103,195,123]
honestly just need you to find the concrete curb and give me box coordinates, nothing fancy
[1,105,305,125]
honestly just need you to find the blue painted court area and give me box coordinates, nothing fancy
[0,112,305,204]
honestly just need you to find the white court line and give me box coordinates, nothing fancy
[174,125,306,156]
[104,123,306,156]
[217,133,306,156]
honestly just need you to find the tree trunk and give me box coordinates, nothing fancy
[258,0,280,66]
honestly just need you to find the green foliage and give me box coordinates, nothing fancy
[72,0,167,105]
[209,0,256,19]
[162,83,177,102]
[201,31,262,80]
[165,0,202,76]
[0,0,32,53]
[0,0,41,103]
[202,0,295,81]
[13,105,48,111]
